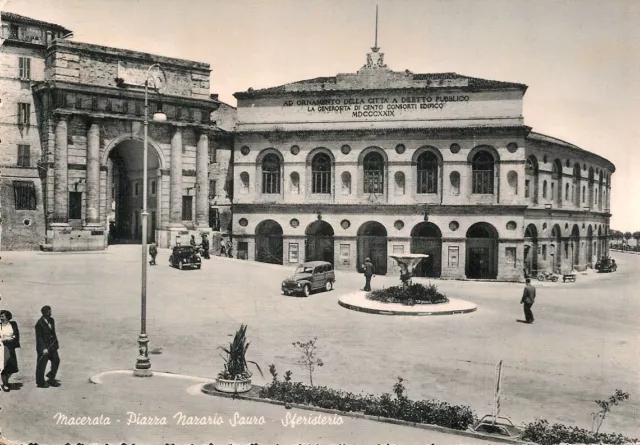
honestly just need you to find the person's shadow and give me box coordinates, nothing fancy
[8,382,24,390]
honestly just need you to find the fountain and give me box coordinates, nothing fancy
[338,254,477,316]
[389,253,429,289]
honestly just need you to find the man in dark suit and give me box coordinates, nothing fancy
[362,257,375,292]
[35,305,61,388]
[520,278,537,324]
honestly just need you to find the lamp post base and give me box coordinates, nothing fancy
[134,333,153,377]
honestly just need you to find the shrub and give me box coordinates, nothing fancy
[217,324,263,380]
[521,419,638,445]
[258,368,475,430]
[367,283,449,305]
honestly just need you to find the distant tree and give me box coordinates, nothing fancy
[623,232,632,250]
[633,231,640,249]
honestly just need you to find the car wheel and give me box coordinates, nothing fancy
[196,264,201,270]
[303,284,311,297]
[325,281,333,292]
[537,274,545,281]
[551,275,558,282]
[178,260,183,270]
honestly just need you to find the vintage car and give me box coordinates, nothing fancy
[281,261,335,297]
[595,257,617,273]
[169,245,202,270]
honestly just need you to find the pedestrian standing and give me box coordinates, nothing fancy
[226,239,233,258]
[149,242,157,265]
[201,234,210,259]
[35,305,61,388]
[0,310,20,392]
[190,235,197,247]
[520,278,536,324]
[220,238,226,257]
[362,257,375,291]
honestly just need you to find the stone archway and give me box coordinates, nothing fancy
[587,225,594,267]
[524,224,539,277]
[465,222,498,279]
[107,138,162,244]
[410,222,442,277]
[305,220,335,264]
[571,224,580,270]
[255,219,284,265]
[357,221,388,275]
[551,224,562,273]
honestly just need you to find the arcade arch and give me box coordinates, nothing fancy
[357,221,388,275]
[255,219,283,265]
[465,222,498,279]
[410,222,442,277]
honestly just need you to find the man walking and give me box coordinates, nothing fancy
[362,257,375,292]
[201,234,210,259]
[35,305,60,388]
[520,278,536,324]
[149,242,157,266]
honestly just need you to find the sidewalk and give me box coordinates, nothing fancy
[1,370,516,445]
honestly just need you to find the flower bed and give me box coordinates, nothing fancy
[366,283,449,305]
[258,378,476,431]
[521,419,638,445]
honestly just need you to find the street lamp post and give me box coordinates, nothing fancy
[134,64,167,377]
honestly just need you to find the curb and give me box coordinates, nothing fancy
[200,383,526,444]
[338,299,478,316]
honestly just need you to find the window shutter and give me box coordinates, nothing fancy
[19,57,24,78]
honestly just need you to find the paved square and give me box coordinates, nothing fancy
[0,247,638,443]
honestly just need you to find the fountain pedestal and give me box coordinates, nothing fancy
[389,254,429,289]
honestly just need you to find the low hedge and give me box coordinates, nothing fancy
[366,283,449,305]
[258,377,476,430]
[521,419,639,445]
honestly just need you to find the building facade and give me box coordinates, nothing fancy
[0,12,71,250]
[231,46,614,280]
[0,12,233,251]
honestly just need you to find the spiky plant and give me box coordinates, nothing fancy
[217,324,263,380]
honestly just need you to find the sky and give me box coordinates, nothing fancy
[3,0,639,231]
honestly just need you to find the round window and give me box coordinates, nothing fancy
[394,220,404,230]
[341,145,351,155]
[340,219,351,230]
[290,145,300,155]
[506,221,517,230]
[395,144,406,154]
[23,218,32,226]
[450,143,461,154]
[290,218,299,228]
[238,218,248,227]
[507,142,518,153]
[449,221,459,231]
[240,146,250,156]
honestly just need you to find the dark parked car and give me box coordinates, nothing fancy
[595,256,617,273]
[169,245,202,270]
[282,261,335,297]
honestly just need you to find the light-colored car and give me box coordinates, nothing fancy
[281,261,335,297]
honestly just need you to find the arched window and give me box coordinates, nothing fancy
[417,151,438,194]
[525,156,539,203]
[363,152,384,194]
[311,153,331,194]
[472,151,494,194]
[262,153,281,194]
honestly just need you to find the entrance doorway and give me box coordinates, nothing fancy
[305,220,335,264]
[465,222,498,279]
[524,224,538,277]
[255,219,283,265]
[410,222,442,277]
[108,139,160,244]
[357,221,387,275]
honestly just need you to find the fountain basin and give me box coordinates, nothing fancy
[338,291,477,316]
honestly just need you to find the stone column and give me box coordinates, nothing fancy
[86,120,101,225]
[53,116,69,223]
[195,132,209,228]
[168,126,184,228]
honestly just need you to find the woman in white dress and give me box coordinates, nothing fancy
[0,310,20,392]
